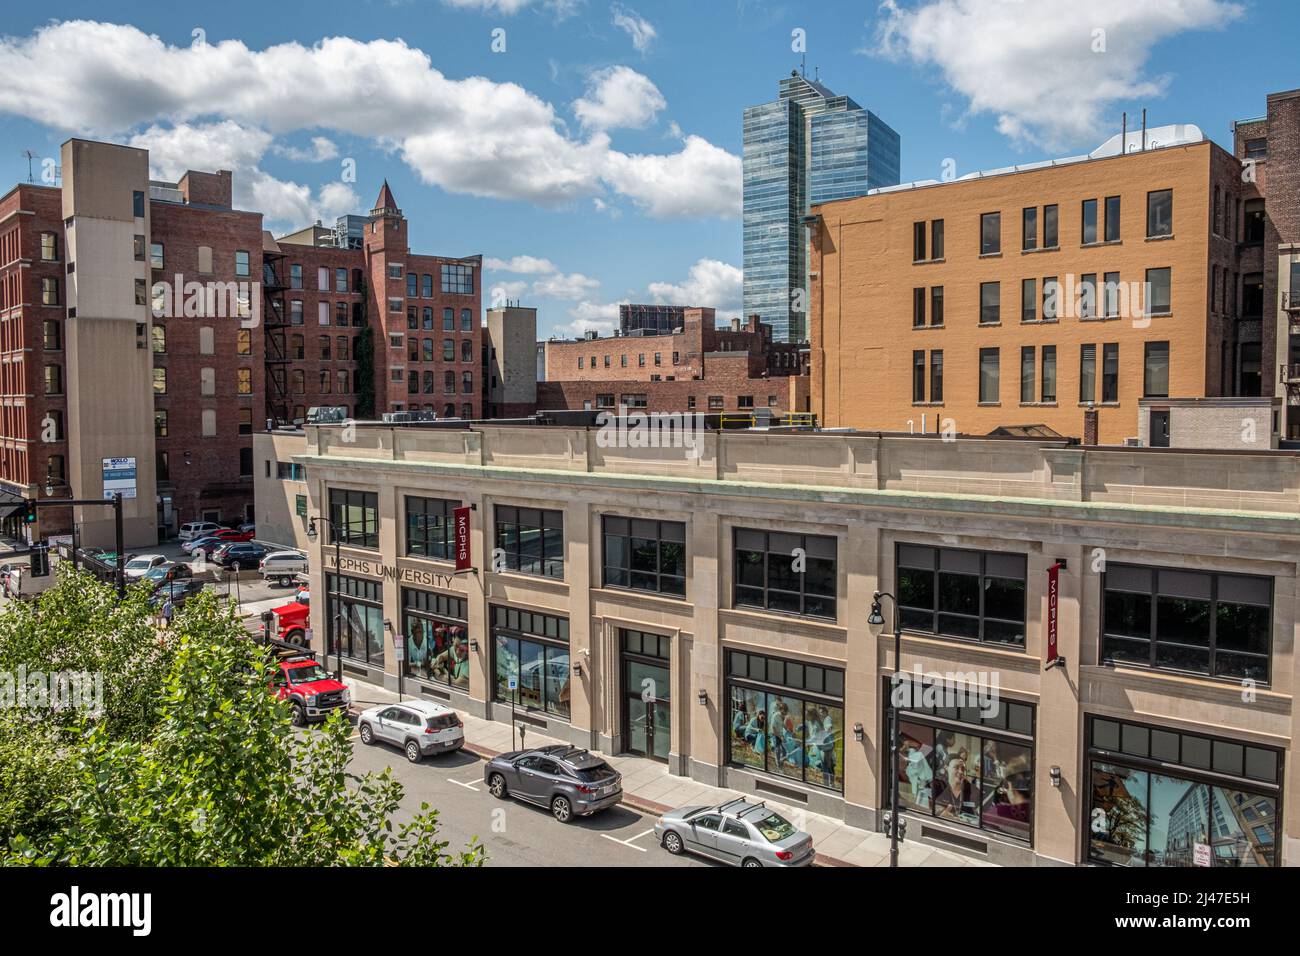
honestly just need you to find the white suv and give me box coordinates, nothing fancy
[259,550,308,586]
[179,521,223,542]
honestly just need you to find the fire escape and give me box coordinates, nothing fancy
[1279,290,1300,397]
[263,251,290,425]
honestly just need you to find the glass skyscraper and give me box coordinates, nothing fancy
[743,72,900,342]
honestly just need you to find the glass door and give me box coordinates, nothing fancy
[620,629,672,762]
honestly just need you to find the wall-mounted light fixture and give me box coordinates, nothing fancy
[697,689,708,706]
[572,661,582,677]
[853,722,864,743]
[469,638,479,652]
[1050,766,1062,789]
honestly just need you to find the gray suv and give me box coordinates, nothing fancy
[654,798,815,867]
[484,745,623,823]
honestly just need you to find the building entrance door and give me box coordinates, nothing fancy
[620,629,671,762]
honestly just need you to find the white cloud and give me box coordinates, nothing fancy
[485,255,559,274]
[875,0,1243,150]
[611,4,657,53]
[573,65,665,131]
[272,136,339,162]
[532,271,600,300]
[603,135,741,218]
[647,258,743,317]
[440,0,536,14]
[0,21,737,220]
[556,299,624,337]
[489,280,529,304]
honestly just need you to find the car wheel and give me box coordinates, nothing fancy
[359,722,374,745]
[290,703,306,727]
[285,629,306,646]
[279,574,292,587]
[742,857,762,868]
[405,739,422,763]
[663,831,684,855]
[488,773,508,799]
[551,795,573,823]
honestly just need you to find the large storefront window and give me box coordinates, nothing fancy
[1087,717,1280,867]
[733,530,837,619]
[886,678,1036,843]
[726,650,844,792]
[406,496,459,560]
[326,574,384,667]
[494,506,564,579]
[1101,564,1272,683]
[328,488,378,549]
[492,605,570,719]
[602,516,686,596]
[896,543,1026,646]
[401,588,468,691]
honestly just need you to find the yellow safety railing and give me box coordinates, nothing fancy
[720,413,756,429]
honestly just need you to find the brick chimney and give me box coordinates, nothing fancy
[1083,406,1099,445]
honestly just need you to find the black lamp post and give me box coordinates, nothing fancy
[868,590,902,868]
[305,515,342,681]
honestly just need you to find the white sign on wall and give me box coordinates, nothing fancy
[102,457,138,500]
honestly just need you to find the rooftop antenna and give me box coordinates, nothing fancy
[21,149,37,183]
[800,52,806,77]
[1141,108,1147,152]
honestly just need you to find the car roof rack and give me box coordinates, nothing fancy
[717,797,752,815]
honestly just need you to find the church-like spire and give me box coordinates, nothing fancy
[371,179,401,217]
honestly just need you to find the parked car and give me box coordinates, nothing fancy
[357,700,464,763]
[654,798,815,868]
[141,562,192,590]
[238,522,256,536]
[259,550,308,586]
[214,542,268,569]
[179,521,224,542]
[149,578,205,609]
[181,535,222,557]
[123,553,168,580]
[269,656,350,726]
[484,745,622,823]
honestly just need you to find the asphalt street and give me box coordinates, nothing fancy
[339,726,718,868]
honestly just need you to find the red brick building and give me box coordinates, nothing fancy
[1,143,481,543]
[537,309,809,415]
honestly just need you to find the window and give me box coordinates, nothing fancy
[978,348,999,403]
[1146,267,1171,316]
[491,605,570,717]
[912,350,926,402]
[291,300,303,325]
[1244,199,1265,243]
[1079,344,1097,404]
[152,367,166,395]
[1104,195,1121,242]
[47,455,65,483]
[149,242,164,269]
[389,298,403,314]
[40,232,58,261]
[332,302,345,326]
[337,336,349,361]
[1042,277,1059,320]
[1081,199,1098,244]
[738,395,754,409]
[1079,273,1097,319]
[494,505,563,578]
[621,393,647,408]
[913,221,926,262]
[402,588,469,688]
[1147,189,1172,237]
[602,517,686,596]
[443,371,455,394]
[1021,278,1036,322]
[912,288,926,327]
[931,220,944,259]
[320,336,333,361]
[239,408,252,436]
[157,452,170,483]
[461,309,473,332]
[929,350,944,402]
[338,370,349,394]
[1042,204,1058,247]
[443,338,455,362]
[132,191,145,217]
[726,650,845,792]
[328,489,379,549]
[236,329,251,355]
[1101,565,1271,682]
[134,278,146,306]
[326,574,384,667]
[441,263,474,295]
[620,355,628,368]
[930,286,944,326]
[888,680,1035,840]
[979,282,1000,324]
[1144,342,1169,398]
[406,273,418,297]
[44,319,62,351]
[1101,343,1118,403]
[1041,346,1056,403]
[1244,137,1268,160]
[461,340,473,363]
[1022,207,1037,250]
[237,367,252,395]
[200,366,216,396]
[290,264,302,289]
[406,496,459,560]
[290,334,304,360]
[292,369,304,394]
[1103,272,1121,318]
[334,268,347,293]
[733,529,836,619]
[235,250,250,277]
[1020,346,1035,403]
[201,409,217,437]
[41,277,59,306]
[134,235,145,261]
[980,212,1000,255]
[708,395,723,410]
[653,352,662,367]
[422,307,433,330]
[637,354,645,367]
[419,338,432,362]
[462,371,473,394]
[42,364,63,395]
[897,543,1026,646]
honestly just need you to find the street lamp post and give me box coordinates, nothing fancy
[868,590,902,868]
[306,515,343,681]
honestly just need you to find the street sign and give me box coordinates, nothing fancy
[507,676,518,691]
[394,633,405,663]
[1193,842,1211,867]
[295,494,307,517]
[102,457,138,500]
[1046,563,1060,665]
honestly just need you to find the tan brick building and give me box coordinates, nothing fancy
[809,126,1253,445]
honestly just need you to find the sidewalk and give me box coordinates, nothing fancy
[342,674,990,868]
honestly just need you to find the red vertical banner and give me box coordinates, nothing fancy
[454,506,472,572]
[1046,563,1060,665]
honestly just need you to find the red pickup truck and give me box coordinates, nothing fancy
[270,656,351,726]
[260,601,310,647]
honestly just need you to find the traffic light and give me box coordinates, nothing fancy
[29,542,50,578]
[22,499,37,524]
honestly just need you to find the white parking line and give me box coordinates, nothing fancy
[600,828,654,852]
[448,777,481,792]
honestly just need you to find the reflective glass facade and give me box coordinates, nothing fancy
[743,74,899,343]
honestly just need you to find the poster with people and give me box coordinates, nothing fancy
[403,616,469,690]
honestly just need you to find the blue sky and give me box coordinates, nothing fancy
[1,0,1296,338]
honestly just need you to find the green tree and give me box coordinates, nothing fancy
[3,575,481,866]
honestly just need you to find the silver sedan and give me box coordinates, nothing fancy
[654,798,815,867]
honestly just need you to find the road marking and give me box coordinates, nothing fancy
[601,828,654,852]
[448,777,481,792]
